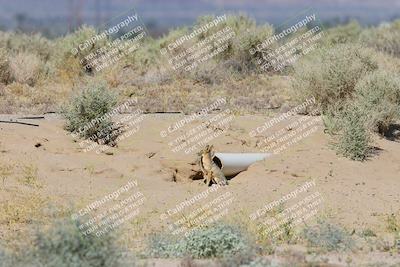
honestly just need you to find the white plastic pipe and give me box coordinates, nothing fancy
[213,153,272,177]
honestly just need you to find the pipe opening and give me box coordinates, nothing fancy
[212,156,223,169]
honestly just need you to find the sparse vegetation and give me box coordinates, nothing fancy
[1,13,400,267]
[0,192,47,226]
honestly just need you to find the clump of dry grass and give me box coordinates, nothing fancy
[0,192,47,226]
[0,82,70,114]
[18,164,42,188]
[9,52,44,86]
[0,162,13,189]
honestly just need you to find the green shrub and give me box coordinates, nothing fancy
[17,218,125,267]
[61,81,119,144]
[184,224,251,258]
[354,70,400,135]
[360,22,400,58]
[334,105,371,161]
[303,220,354,252]
[147,232,186,258]
[322,70,400,160]
[292,44,378,111]
[148,224,253,259]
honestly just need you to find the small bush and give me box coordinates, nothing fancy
[61,81,119,145]
[9,52,44,86]
[292,44,378,112]
[354,70,400,135]
[334,105,371,161]
[321,70,399,161]
[360,22,400,58]
[148,224,253,259]
[303,220,354,252]
[16,218,124,267]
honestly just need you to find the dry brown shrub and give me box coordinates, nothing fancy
[9,52,43,86]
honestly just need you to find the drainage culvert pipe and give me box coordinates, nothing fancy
[213,153,272,177]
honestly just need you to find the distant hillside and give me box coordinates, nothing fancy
[0,0,399,36]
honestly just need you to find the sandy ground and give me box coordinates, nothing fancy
[0,113,400,265]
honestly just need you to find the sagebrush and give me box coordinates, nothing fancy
[61,81,119,145]
[303,220,354,252]
[148,223,253,259]
[15,218,126,267]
